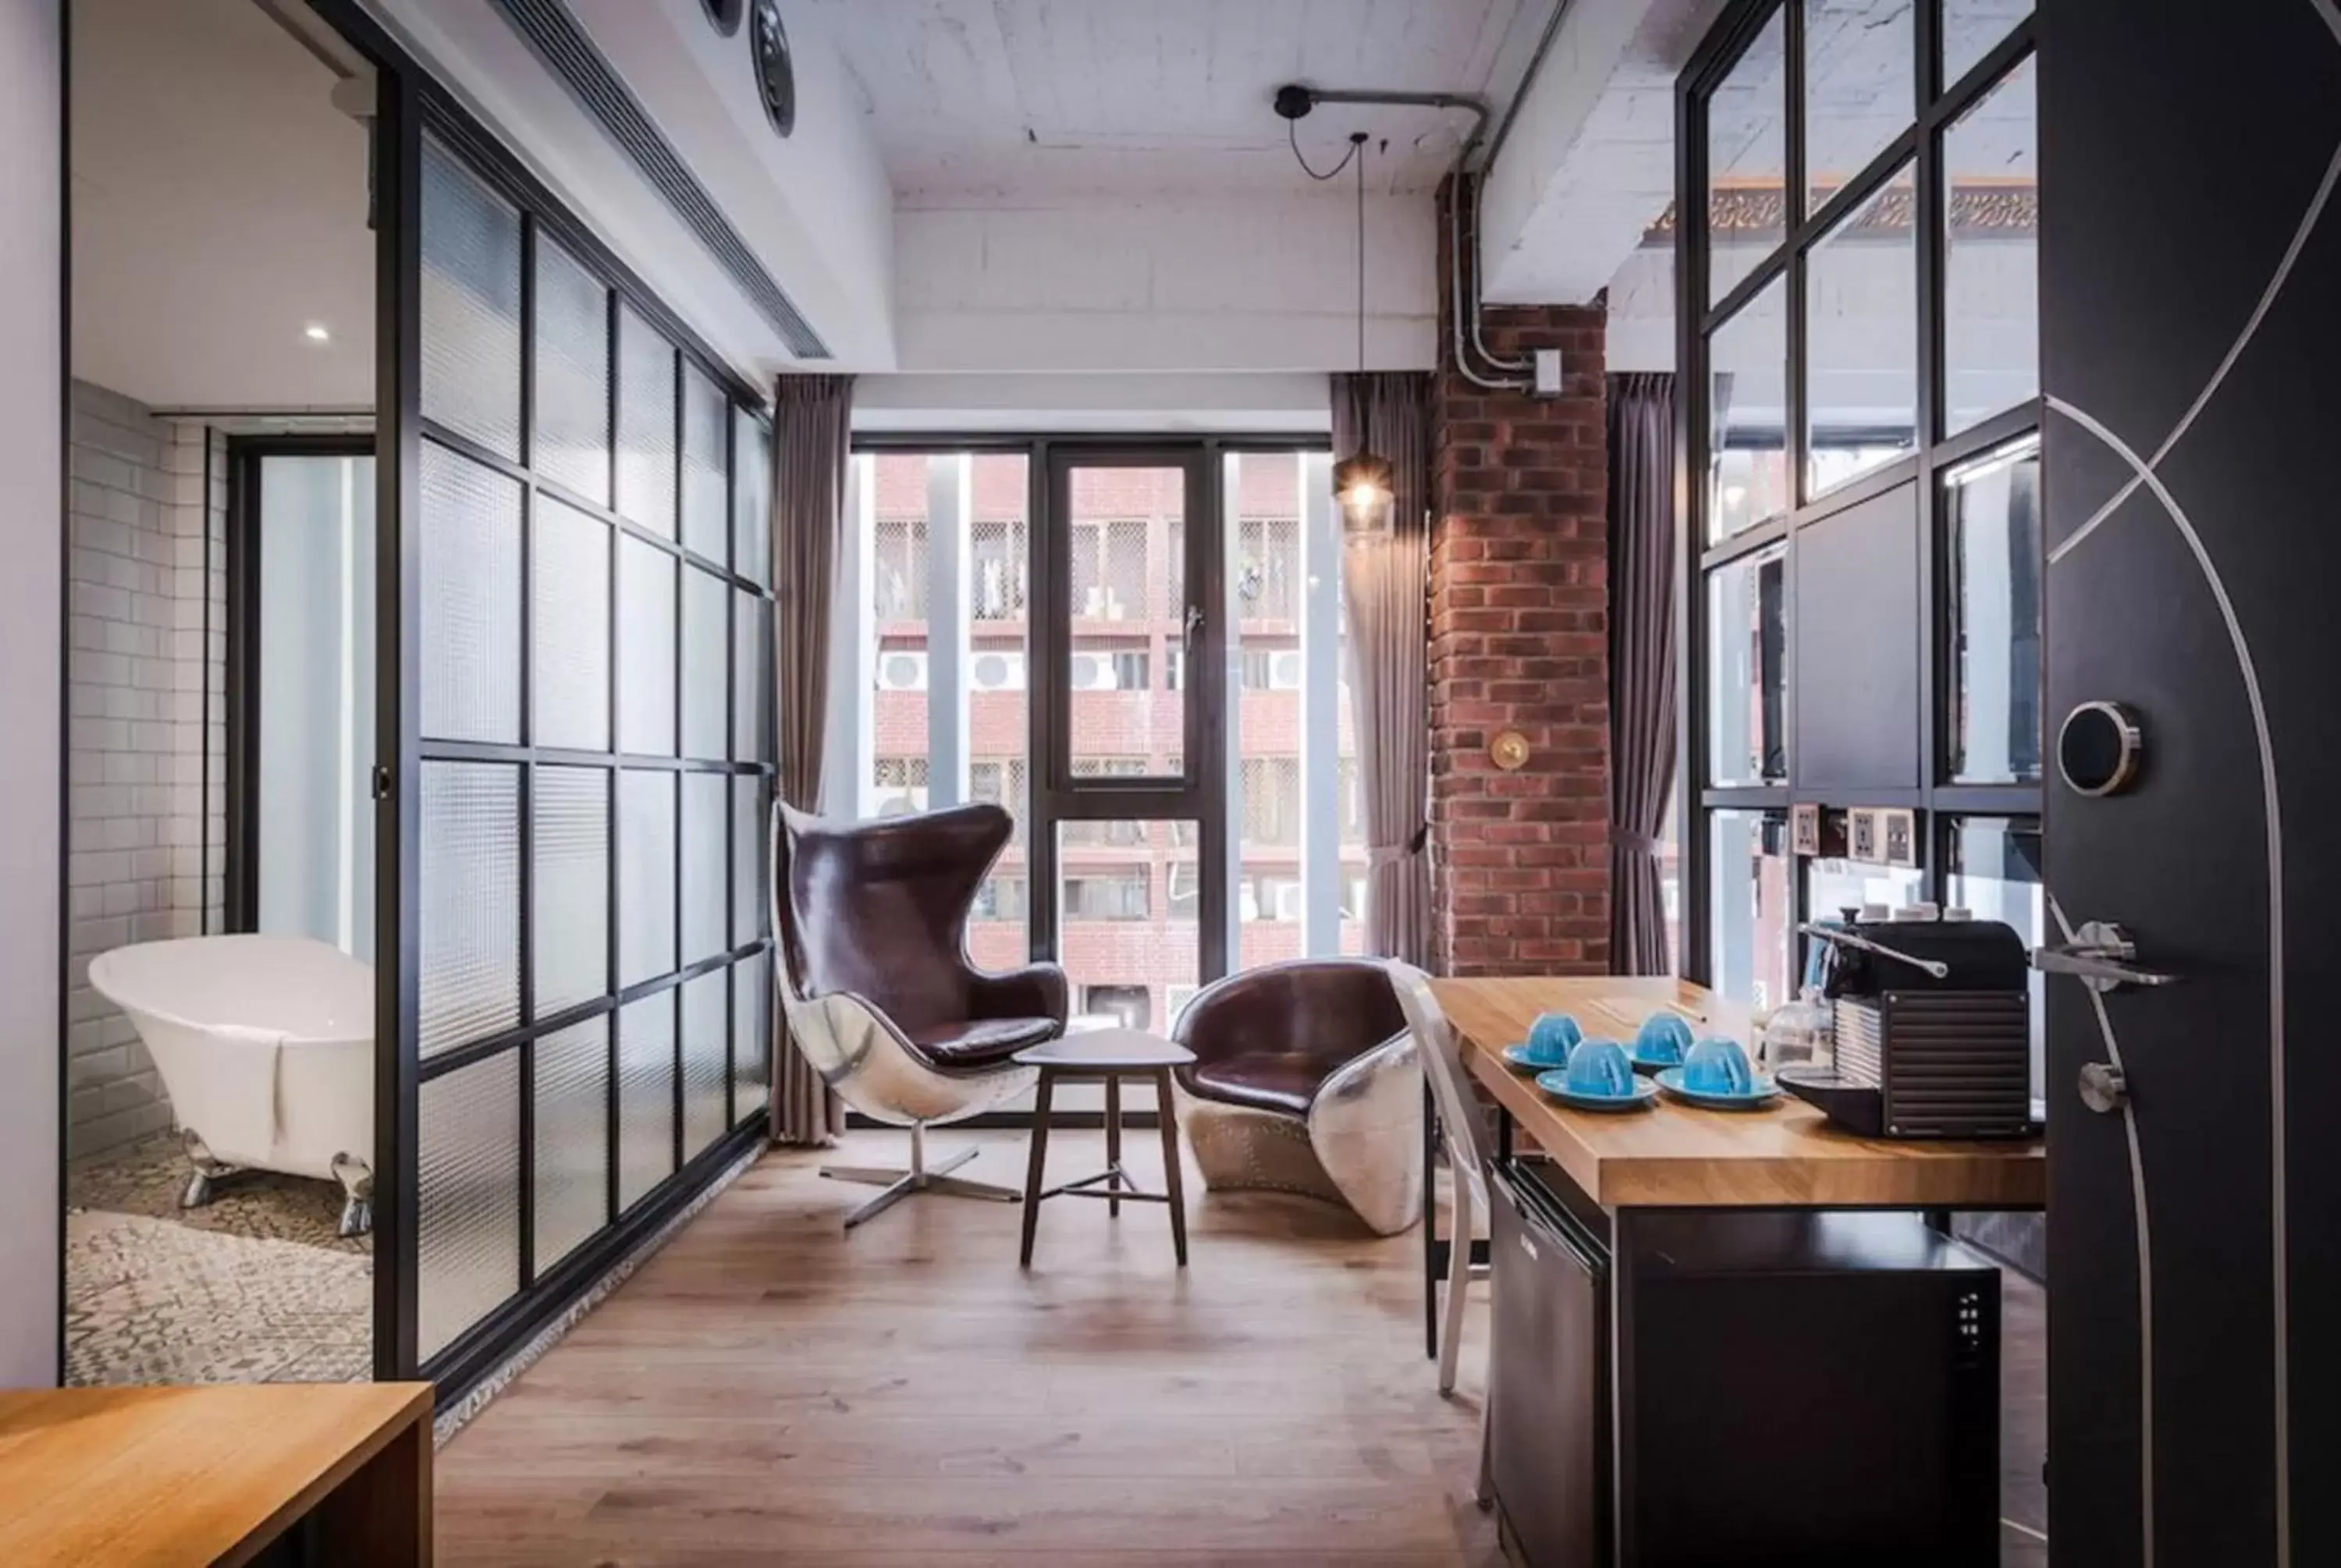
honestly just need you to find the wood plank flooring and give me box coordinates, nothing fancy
[435,1130,2049,1565]
[437,1130,1502,1566]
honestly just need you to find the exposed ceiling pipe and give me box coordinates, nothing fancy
[1480,0,1580,186]
[1274,83,1533,392]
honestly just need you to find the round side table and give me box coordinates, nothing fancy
[1013,1029,1196,1268]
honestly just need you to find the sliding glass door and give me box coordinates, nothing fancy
[393,112,775,1386]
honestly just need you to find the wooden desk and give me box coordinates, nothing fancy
[1431,974,2045,1210]
[0,1382,433,1568]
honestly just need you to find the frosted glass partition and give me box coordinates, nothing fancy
[410,133,780,1374]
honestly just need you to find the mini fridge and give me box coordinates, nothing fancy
[1489,1160,2004,1566]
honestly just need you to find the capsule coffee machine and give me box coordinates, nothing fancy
[1778,912,2035,1140]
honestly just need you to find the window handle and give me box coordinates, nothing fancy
[1184,605,1204,653]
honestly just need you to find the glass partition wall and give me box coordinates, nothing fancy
[1678,1,2040,1087]
[396,116,774,1385]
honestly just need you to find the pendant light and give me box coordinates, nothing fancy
[1332,133,1395,541]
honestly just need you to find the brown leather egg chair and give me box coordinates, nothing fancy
[772,800,1067,1228]
[1169,957,1422,1234]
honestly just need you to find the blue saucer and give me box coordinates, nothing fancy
[1533,1071,1659,1113]
[1502,1043,1572,1075]
[1654,1066,1781,1111]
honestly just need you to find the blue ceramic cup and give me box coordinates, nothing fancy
[1564,1038,1635,1098]
[1634,1012,1693,1067]
[1523,1013,1583,1066]
[1682,1036,1756,1096]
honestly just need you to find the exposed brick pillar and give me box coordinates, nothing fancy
[1427,177,1611,977]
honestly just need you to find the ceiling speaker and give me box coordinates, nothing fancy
[698,0,743,36]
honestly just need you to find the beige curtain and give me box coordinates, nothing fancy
[1331,371,1433,966]
[768,374,853,1144]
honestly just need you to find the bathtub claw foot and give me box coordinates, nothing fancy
[332,1152,373,1239]
[178,1130,238,1211]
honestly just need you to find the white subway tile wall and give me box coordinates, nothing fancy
[65,381,226,1157]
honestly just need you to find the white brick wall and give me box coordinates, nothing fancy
[66,380,225,1158]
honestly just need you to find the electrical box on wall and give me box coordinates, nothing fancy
[1533,349,1564,398]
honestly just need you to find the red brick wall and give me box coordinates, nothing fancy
[1428,177,1611,977]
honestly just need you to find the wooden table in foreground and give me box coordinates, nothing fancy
[1430,974,2045,1210]
[0,1382,433,1568]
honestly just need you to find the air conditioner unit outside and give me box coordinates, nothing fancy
[971,651,1026,691]
[1069,654,1118,691]
[876,651,928,691]
[1269,650,1305,690]
[1272,882,1305,921]
[876,786,929,818]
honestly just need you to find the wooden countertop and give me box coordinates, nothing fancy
[1431,975,2047,1211]
[0,1382,432,1567]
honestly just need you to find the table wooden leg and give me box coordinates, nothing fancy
[1156,1066,1187,1267]
[1105,1075,1122,1217]
[1020,1069,1054,1268]
[307,1407,432,1566]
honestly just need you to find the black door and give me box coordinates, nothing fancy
[2041,5,2341,1563]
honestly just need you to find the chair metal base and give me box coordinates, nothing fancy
[822,1123,1021,1229]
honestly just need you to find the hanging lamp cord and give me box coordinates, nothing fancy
[1354,137,1366,374]
[1288,117,1362,182]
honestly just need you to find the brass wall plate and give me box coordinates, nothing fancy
[1845,806,1920,868]
[1848,808,1878,863]
[1792,803,1823,857]
[1490,730,1532,772]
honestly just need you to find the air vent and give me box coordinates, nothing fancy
[490,0,829,360]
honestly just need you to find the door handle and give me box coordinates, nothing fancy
[2077,1062,2129,1115]
[2031,920,2179,994]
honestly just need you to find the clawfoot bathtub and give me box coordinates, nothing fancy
[88,935,374,1237]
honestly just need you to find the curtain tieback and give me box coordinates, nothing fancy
[1610,825,1661,857]
[1366,826,1430,867]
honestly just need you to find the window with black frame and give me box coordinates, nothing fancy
[410,132,776,1375]
[1682,0,2039,1002]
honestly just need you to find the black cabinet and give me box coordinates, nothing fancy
[1489,1161,1610,1568]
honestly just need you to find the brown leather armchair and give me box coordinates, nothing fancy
[773,801,1067,1227]
[1170,958,1423,1235]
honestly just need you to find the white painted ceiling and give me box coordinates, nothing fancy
[71,0,375,412]
[808,0,1558,197]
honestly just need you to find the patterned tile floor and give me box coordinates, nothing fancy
[65,1133,370,1385]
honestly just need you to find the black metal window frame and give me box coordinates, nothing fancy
[222,433,378,935]
[1674,0,2043,989]
[294,0,780,1397]
[847,432,1329,1121]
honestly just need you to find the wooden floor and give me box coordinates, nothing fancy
[437,1130,1503,1566]
[435,1130,2049,1565]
